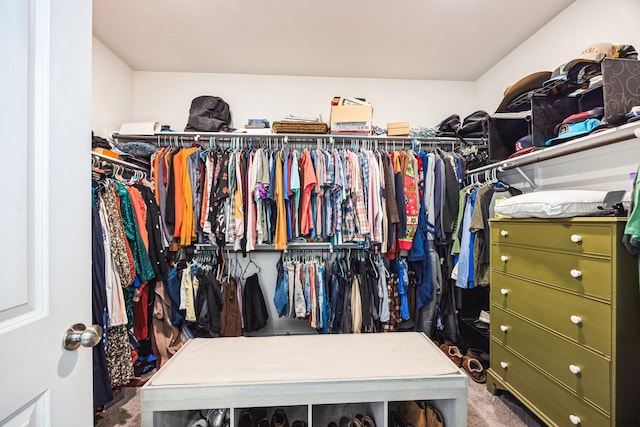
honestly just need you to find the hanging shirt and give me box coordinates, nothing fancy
[290,150,301,238]
[299,149,317,236]
[274,152,287,250]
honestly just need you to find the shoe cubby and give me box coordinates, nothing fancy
[312,402,383,427]
[151,408,230,427]
[388,400,448,427]
[235,406,308,427]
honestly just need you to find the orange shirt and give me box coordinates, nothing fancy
[274,152,287,250]
[180,147,198,247]
[172,150,184,238]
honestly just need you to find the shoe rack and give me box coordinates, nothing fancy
[140,333,467,426]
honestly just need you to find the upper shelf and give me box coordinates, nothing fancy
[468,120,640,175]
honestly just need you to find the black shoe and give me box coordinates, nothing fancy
[271,409,289,427]
[238,411,253,427]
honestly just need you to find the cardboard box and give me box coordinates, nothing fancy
[330,105,373,134]
[387,121,410,136]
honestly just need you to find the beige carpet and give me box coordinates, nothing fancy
[94,376,544,427]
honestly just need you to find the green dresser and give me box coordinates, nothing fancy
[487,218,640,426]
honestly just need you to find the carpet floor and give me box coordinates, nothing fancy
[94,374,544,427]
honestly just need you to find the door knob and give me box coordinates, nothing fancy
[63,323,103,351]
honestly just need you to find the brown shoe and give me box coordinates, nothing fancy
[361,415,375,427]
[440,344,463,367]
[462,355,487,383]
[397,401,427,427]
[426,405,444,427]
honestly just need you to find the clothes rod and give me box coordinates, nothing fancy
[466,121,640,175]
[193,242,363,253]
[91,152,148,171]
[112,131,484,145]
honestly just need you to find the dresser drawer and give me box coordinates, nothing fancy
[491,307,610,411]
[491,272,611,355]
[491,221,613,256]
[490,342,610,426]
[491,245,612,301]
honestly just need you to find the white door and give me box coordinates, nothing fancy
[0,1,94,426]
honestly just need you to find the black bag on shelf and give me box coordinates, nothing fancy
[435,114,461,137]
[458,110,490,139]
[185,95,232,132]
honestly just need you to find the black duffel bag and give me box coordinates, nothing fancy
[458,110,490,139]
[185,95,232,132]
[434,114,461,137]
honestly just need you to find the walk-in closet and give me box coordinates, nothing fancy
[3,1,640,427]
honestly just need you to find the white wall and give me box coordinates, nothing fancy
[132,71,475,132]
[92,37,133,138]
[476,0,640,112]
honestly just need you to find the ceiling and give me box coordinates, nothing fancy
[93,0,575,81]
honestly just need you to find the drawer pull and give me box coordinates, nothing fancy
[570,315,582,325]
[500,288,509,295]
[569,364,581,375]
[569,414,581,425]
[570,234,582,243]
[500,255,509,262]
[500,361,508,369]
[499,325,509,333]
[500,230,509,237]
[570,269,582,278]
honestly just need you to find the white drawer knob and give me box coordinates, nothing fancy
[500,361,508,369]
[500,288,509,295]
[500,230,509,237]
[500,255,509,262]
[569,414,581,425]
[569,364,581,375]
[500,325,509,332]
[570,269,582,278]
[570,315,582,325]
[570,234,582,243]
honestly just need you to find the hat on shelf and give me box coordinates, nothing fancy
[495,71,552,112]
[545,118,601,146]
[544,42,638,87]
[508,134,535,158]
[553,106,604,134]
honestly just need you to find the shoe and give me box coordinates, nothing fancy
[258,418,270,427]
[361,415,375,427]
[347,418,363,427]
[209,409,226,427]
[328,422,338,427]
[397,401,427,427]
[440,343,463,367]
[271,409,289,427]
[426,405,444,427]
[238,412,253,427]
[466,348,489,367]
[462,355,487,383]
[339,417,350,427]
[291,421,307,427]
